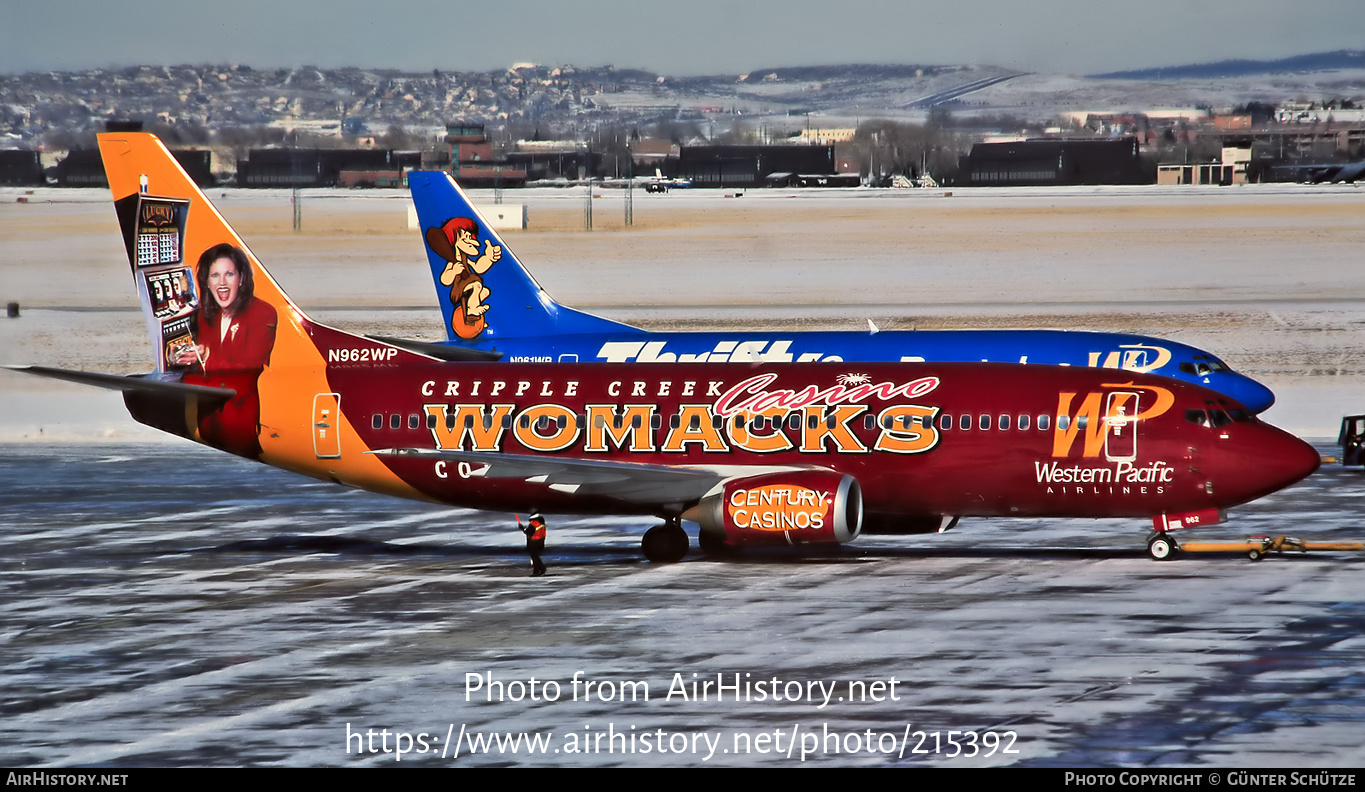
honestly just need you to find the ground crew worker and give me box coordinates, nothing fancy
[521,512,547,576]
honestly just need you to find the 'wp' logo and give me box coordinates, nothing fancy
[1086,344,1172,374]
[1052,383,1174,459]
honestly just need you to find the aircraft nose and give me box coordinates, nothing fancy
[1253,427,1320,495]
[1227,375,1276,414]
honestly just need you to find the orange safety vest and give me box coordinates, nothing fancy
[529,521,546,541]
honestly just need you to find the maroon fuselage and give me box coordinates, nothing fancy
[320,349,1318,523]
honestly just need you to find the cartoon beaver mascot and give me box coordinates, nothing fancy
[425,216,502,340]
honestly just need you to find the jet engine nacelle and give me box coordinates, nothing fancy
[689,471,862,548]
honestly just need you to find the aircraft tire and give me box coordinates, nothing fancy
[1147,534,1179,561]
[642,524,689,563]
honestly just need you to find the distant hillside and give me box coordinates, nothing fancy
[4,55,1361,147]
[733,64,947,81]
[1092,50,1365,80]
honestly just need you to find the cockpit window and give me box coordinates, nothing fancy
[1187,356,1231,373]
[1184,407,1241,428]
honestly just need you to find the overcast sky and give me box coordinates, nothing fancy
[3,0,1363,77]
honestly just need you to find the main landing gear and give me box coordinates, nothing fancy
[1147,532,1180,561]
[641,520,689,563]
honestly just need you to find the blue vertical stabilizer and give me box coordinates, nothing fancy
[408,171,636,344]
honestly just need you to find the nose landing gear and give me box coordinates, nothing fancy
[1147,532,1180,561]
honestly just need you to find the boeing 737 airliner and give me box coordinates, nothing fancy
[7,135,1315,565]
[405,171,1275,413]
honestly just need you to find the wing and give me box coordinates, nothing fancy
[367,446,735,506]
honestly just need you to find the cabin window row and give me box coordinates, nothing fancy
[368,411,1078,433]
[934,413,1057,431]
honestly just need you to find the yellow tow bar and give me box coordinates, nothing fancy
[1178,535,1365,562]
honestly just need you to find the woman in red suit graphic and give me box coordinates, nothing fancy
[176,243,277,458]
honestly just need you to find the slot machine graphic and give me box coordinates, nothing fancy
[128,195,196,373]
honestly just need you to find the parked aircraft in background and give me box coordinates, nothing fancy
[641,168,692,192]
[8,134,1317,565]
[404,171,1277,413]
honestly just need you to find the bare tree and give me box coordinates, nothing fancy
[847,119,970,182]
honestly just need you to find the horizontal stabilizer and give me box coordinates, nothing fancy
[364,335,504,362]
[6,365,236,400]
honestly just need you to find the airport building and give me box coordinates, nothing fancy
[1210,126,1365,161]
[677,144,837,188]
[506,140,598,182]
[442,124,527,188]
[55,148,214,187]
[628,139,680,175]
[0,150,44,186]
[235,148,402,188]
[1156,145,1251,186]
[961,137,1152,186]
